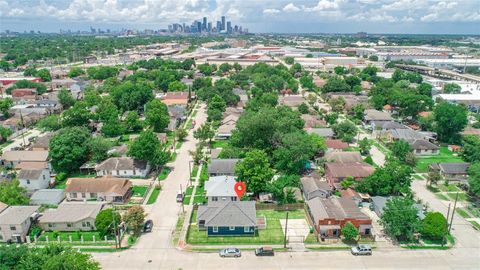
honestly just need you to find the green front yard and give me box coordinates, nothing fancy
[158,167,171,181]
[146,187,161,205]
[210,140,229,149]
[415,147,463,173]
[186,209,307,245]
[132,186,148,197]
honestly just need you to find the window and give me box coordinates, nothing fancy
[10,226,16,231]
[82,222,86,227]
[67,223,72,227]
[26,180,30,184]
[124,171,127,175]
[81,193,86,198]
[133,169,136,175]
[43,175,46,180]
[48,223,54,228]
[229,226,235,231]
[416,149,421,153]
[244,226,250,233]
[86,222,91,227]
[212,226,218,233]
[0,235,3,240]
[71,193,77,198]
[116,170,119,175]
[212,197,218,201]
[232,197,237,201]
[90,193,97,198]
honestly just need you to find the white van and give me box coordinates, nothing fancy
[351,244,372,255]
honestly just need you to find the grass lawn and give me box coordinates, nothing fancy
[175,141,183,150]
[132,186,148,197]
[191,110,198,118]
[186,186,194,196]
[413,174,424,180]
[158,167,171,181]
[435,193,450,201]
[456,208,471,219]
[191,165,199,179]
[146,187,161,205]
[446,192,469,202]
[415,147,463,173]
[470,221,480,230]
[37,231,113,242]
[192,195,207,204]
[186,209,307,245]
[438,184,460,192]
[183,195,192,205]
[210,140,229,149]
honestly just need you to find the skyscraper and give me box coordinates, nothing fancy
[221,16,226,31]
[227,21,232,33]
[202,17,207,31]
[216,21,222,32]
[208,22,212,32]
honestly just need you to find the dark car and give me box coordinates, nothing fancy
[176,191,185,203]
[255,246,274,256]
[142,220,153,233]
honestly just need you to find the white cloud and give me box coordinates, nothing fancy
[263,8,280,15]
[283,3,300,12]
[305,0,341,12]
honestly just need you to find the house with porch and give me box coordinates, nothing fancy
[207,159,240,176]
[65,177,132,204]
[197,201,257,236]
[205,175,238,203]
[306,197,372,240]
[17,167,51,192]
[38,203,104,232]
[0,205,40,243]
[429,162,470,182]
[301,172,334,200]
[95,157,150,178]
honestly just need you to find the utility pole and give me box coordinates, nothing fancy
[443,203,451,247]
[180,184,184,213]
[283,211,289,248]
[448,192,459,234]
[112,204,118,249]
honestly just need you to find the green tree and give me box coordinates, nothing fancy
[235,149,274,194]
[329,97,346,112]
[168,81,187,91]
[421,212,447,241]
[443,83,461,94]
[207,95,226,122]
[176,128,188,142]
[333,121,357,143]
[124,111,143,133]
[89,136,112,162]
[467,163,480,197]
[95,209,121,237]
[390,139,412,164]
[36,68,52,82]
[110,81,153,112]
[324,112,338,125]
[102,119,125,137]
[284,57,294,65]
[344,75,361,89]
[124,205,146,236]
[368,55,378,61]
[49,127,91,173]
[298,102,309,114]
[83,88,102,107]
[322,77,350,93]
[299,75,315,90]
[58,88,75,109]
[427,171,442,187]
[0,98,13,118]
[273,132,318,174]
[434,102,468,143]
[145,99,170,132]
[62,101,91,127]
[380,197,420,242]
[342,222,359,242]
[358,138,371,155]
[128,129,169,167]
[341,176,355,190]
[334,66,347,75]
[356,160,413,196]
[0,126,13,142]
[68,67,85,78]
[0,179,29,205]
[193,123,215,143]
[461,135,480,163]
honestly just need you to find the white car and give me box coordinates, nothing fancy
[351,244,372,256]
[219,248,241,258]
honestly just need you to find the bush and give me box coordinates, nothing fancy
[29,225,42,237]
[421,212,447,241]
[55,172,67,182]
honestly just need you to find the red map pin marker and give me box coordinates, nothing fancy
[234,181,246,199]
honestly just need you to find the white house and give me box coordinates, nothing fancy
[204,175,238,203]
[17,168,51,192]
[95,157,150,178]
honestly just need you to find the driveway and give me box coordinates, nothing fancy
[2,128,43,151]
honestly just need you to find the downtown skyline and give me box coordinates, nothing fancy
[0,0,479,35]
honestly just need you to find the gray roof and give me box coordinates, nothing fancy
[409,139,439,150]
[439,163,470,174]
[197,201,257,227]
[207,159,240,175]
[210,149,222,159]
[39,203,103,223]
[364,109,393,121]
[205,176,237,197]
[306,197,369,222]
[387,129,425,141]
[306,128,334,137]
[32,132,55,149]
[301,176,332,195]
[0,205,39,225]
[381,121,408,130]
[371,196,425,219]
[18,169,44,180]
[30,189,65,205]
[95,157,148,171]
[325,152,363,163]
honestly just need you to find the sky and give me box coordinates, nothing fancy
[1,0,479,34]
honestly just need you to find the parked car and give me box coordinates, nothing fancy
[176,191,185,203]
[351,244,372,256]
[255,246,274,256]
[219,248,241,258]
[142,220,153,233]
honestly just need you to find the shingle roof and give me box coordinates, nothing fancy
[409,139,439,150]
[18,169,44,180]
[381,121,408,130]
[32,132,55,149]
[364,109,393,121]
[30,189,65,205]
[325,139,349,149]
[301,176,332,195]
[325,152,363,163]
[326,162,375,178]
[0,201,8,213]
[95,157,148,171]
[207,159,240,175]
[0,205,39,224]
[306,128,334,137]
[65,177,132,196]
[205,176,237,197]
[1,150,49,162]
[306,197,369,222]
[210,149,222,159]
[439,163,470,174]
[39,203,103,223]
[387,129,425,141]
[197,201,257,227]
[14,161,49,170]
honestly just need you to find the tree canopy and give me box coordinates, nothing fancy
[380,197,420,242]
[235,149,274,195]
[49,127,92,173]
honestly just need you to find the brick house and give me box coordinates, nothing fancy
[325,162,375,188]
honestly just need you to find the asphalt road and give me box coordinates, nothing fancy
[93,106,480,269]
